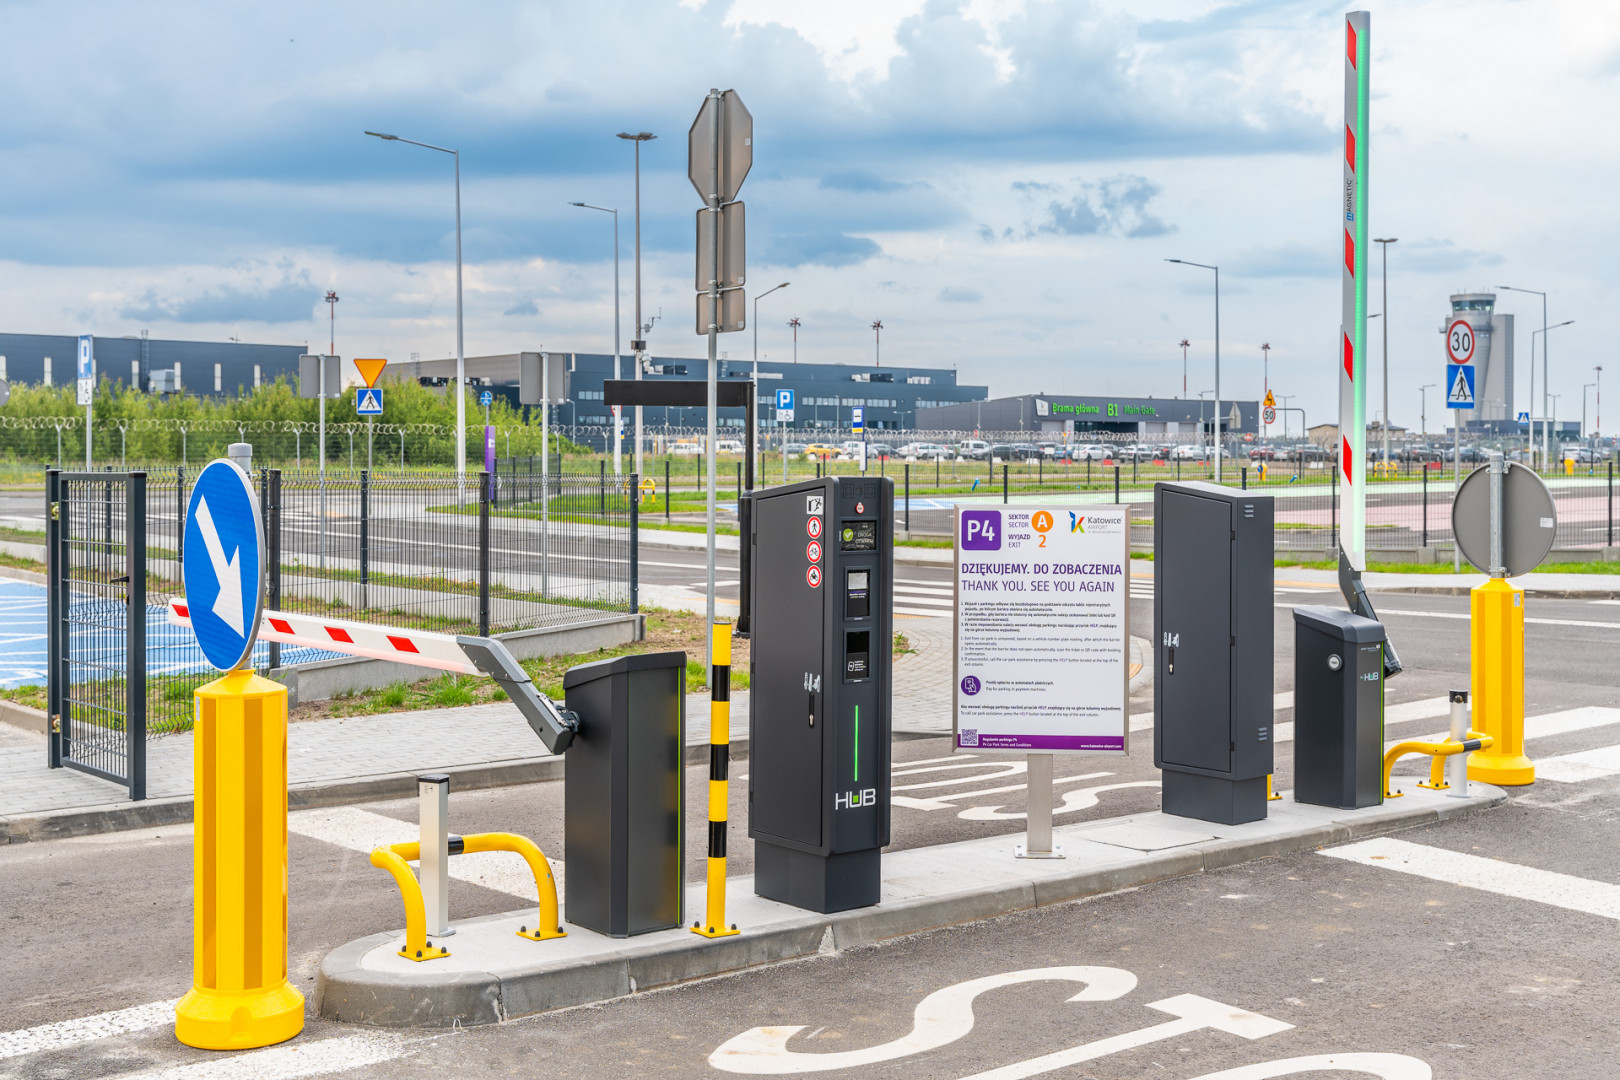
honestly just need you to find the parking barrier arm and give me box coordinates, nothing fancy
[456,636,578,754]
[1383,734,1492,798]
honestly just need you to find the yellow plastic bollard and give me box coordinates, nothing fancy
[175,670,304,1050]
[693,621,740,938]
[1469,577,1533,785]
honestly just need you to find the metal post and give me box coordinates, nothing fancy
[1609,462,1614,548]
[1422,465,1429,548]
[1114,465,1120,503]
[265,469,281,672]
[479,471,491,637]
[1454,416,1462,571]
[318,355,327,574]
[1015,754,1062,859]
[704,88,721,675]
[1446,691,1471,797]
[419,774,453,938]
[45,469,62,771]
[1002,464,1008,504]
[693,619,740,937]
[1489,451,1505,577]
[1241,466,1247,491]
[904,464,910,534]
[629,472,640,616]
[600,458,606,514]
[665,458,671,523]
[176,465,186,563]
[359,469,370,611]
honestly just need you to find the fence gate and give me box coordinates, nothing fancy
[46,469,149,800]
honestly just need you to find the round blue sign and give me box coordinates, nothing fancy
[182,460,266,671]
[479,390,493,407]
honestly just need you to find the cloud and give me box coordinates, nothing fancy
[120,274,318,323]
[818,171,925,194]
[1229,241,1335,279]
[1000,174,1175,240]
[939,286,983,303]
[503,299,540,316]
[1399,239,1505,275]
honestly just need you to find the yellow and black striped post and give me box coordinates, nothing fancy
[693,620,740,938]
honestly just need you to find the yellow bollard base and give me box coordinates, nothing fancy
[516,926,568,942]
[691,921,742,939]
[397,943,452,962]
[175,981,304,1051]
[1468,753,1535,786]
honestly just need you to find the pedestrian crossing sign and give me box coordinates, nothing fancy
[356,388,384,415]
[1446,364,1474,410]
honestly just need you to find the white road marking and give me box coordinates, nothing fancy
[115,1033,408,1080]
[1535,744,1620,783]
[1321,837,1620,921]
[1274,696,1452,745]
[0,999,176,1060]
[957,780,1162,821]
[289,806,557,898]
[892,760,1028,790]
[893,772,1113,812]
[709,966,1137,1073]
[952,994,1292,1080]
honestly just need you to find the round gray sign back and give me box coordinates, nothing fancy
[1451,461,1557,577]
[0,379,9,407]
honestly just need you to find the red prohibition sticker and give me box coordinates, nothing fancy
[806,565,822,588]
[807,517,823,539]
[855,501,865,514]
[806,539,822,563]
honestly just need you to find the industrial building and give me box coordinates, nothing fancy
[916,394,1260,437]
[388,351,988,431]
[0,332,304,397]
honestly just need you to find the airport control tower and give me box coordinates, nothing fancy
[1440,292,1514,424]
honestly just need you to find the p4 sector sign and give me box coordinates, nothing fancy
[953,505,1130,753]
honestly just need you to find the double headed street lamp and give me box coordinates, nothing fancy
[618,131,656,476]
[570,201,623,475]
[1167,260,1221,477]
[365,131,466,478]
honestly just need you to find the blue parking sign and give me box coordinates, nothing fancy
[182,460,265,671]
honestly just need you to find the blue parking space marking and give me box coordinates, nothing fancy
[0,579,341,689]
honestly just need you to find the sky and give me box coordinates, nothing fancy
[1,0,1617,432]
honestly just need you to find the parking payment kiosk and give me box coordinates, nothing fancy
[748,476,893,913]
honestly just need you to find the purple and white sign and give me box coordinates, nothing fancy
[953,503,1130,755]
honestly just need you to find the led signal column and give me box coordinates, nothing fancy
[1340,10,1370,574]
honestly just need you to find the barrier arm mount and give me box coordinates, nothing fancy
[167,602,577,754]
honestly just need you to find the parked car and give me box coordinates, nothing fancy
[957,439,991,460]
[715,439,745,455]
[911,443,952,460]
[782,442,809,456]
[1171,443,1209,461]
[802,443,840,460]
[669,442,704,457]
[1073,444,1111,461]
[868,443,895,461]
[1010,443,1043,459]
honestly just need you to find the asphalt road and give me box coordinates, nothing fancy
[5,582,1620,1078]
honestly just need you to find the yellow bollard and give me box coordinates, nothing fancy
[176,670,304,1050]
[693,621,740,938]
[1469,577,1534,785]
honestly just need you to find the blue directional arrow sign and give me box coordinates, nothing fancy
[182,460,265,671]
[1446,364,1475,410]
[356,387,383,415]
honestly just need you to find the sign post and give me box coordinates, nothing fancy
[1446,318,1476,571]
[777,388,794,481]
[77,335,94,467]
[954,505,1131,859]
[174,453,303,1051]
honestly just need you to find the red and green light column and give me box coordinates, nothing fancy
[1340,10,1370,572]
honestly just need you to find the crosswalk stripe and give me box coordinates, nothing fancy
[1320,837,1620,922]
[0,999,176,1060]
[1535,744,1620,783]
[114,1033,408,1080]
[289,806,552,898]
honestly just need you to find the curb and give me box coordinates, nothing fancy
[314,787,1504,1028]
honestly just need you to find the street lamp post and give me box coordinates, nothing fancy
[570,201,622,474]
[1498,285,1550,469]
[1167,260,1220,478]
[753,282,790,480]
[618,131,656,477]
[1529,319,1575,470]
[1260,342,1270,445]
[1373,238,1397,471]
[789,317,801,364]
[1584,381,1597,451]
[1197,389,1213,462]
[365,130,466,478]
[1420,383,1436,437]
[871,320,883,367]
[1179,339,1190,397]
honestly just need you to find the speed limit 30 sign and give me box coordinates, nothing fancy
[1446,319,1475,364]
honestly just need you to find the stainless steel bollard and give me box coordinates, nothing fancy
[419,773,454,936]
[1446,690,1471,797]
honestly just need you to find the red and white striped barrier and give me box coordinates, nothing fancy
[167,600,479,675]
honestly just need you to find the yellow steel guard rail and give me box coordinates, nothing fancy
[1383,733,1493,799]
[372,831,566,962]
